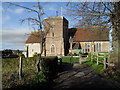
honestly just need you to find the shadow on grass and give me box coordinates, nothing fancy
[58,62,73,72]
[3,81,54,90]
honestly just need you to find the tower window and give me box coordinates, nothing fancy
[52,33,54,37]
[51,45,55,54]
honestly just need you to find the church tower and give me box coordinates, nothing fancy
[44,16,69,56]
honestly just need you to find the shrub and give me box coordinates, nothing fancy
[33,52,38,57]
[41,56,58,80]
[32,72,47,83]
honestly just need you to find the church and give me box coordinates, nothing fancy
[23,16,110,57]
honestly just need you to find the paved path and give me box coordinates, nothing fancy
[52,63,120,89]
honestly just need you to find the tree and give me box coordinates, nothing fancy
[6,2,52,72]
[65,1,120,68]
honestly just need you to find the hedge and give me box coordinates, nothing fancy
[41,56,58,80]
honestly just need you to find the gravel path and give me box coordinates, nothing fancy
[52,63,120,89]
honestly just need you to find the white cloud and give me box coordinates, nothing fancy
[44,4,56,11]
[14,8,24,14]
[4,8,24,14]
[2,28,31,44]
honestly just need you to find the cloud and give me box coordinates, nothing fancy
[44,4,57,11]
[2,15,10,24]
[14,8,24,14]
[2,28,31,44]
[3,7,24,14]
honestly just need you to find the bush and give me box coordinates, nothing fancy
[32,72,47,83]
[41,56,58,80]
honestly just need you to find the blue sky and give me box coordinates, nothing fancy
[1,1,113,51]
[1,2,75,50]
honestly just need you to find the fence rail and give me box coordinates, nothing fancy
[90,52,110,69]
[79,52,111,69]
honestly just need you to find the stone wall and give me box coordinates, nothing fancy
[44,16,69,56]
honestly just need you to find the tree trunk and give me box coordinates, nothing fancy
[36,41,44,72]
[111,2,120,69]
[36,54,41,72]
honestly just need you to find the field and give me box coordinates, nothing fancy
[2,57,37,89]
[2,56,80,89]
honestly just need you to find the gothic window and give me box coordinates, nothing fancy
[51,45,55,54]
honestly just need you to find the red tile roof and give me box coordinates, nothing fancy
[26,31,41,43]
[26,26,109,44]
[72,26,109,42]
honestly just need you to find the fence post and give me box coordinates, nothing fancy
[108,54,110,67]
[104,55,106,69]
[91,53,93,62]
[19,56,22,80]
[79,54,82,64]
[97,52,99,65]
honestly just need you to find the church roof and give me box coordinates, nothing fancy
[26,26,109,44]
[72,26,109,42]
[26,31,42,43]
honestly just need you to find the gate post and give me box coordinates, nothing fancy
[19,56,22,80]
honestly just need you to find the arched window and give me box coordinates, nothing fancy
[51,45,55,54]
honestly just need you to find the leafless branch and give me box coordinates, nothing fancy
[6,2,39,14]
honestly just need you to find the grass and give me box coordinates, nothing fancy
[2,57,39,89]
[83,60,104,74]
[61,57,79,63]
[2,57,36,75]
[2,56,58,89]
[61,56,104,74]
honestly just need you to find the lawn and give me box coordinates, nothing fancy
[61,56,79,63]
[83,60,104,74]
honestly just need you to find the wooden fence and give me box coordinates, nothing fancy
[79,52,111,69]
[90,52,111,69]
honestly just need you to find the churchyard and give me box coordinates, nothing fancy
[2,52,120,89]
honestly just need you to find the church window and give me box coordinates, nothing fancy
[51,45,55,54]
[95,43,102,52]
[52,33,54,37]
[85,43,90,53]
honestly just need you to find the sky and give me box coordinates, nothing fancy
[0,1,114,51]
[1,2,74,50]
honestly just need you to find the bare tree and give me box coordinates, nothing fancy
[65,1,120,68]
[6,2,52,72]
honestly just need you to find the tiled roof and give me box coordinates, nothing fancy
[25,31,41,43]
[26,26,109,44]
[72,26,109,42]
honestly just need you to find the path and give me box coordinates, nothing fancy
[52,63,120,89]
